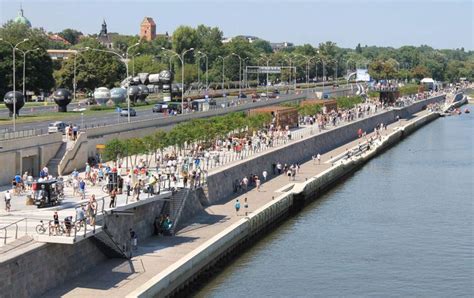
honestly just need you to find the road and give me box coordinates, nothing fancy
[0,85,353,132]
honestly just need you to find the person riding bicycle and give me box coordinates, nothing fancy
[76,207,86,225]
[64,216,73,236]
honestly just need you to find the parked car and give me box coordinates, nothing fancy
[152,102,168,113]
[238,92,247,99]
[268,92,278,99]
[251,93,260,99]
[48,121,67,134]
[120,108,137,117]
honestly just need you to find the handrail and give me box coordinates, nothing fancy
[1,218,28,245]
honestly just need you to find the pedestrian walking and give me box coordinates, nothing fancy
[317,153,321,165]
[256,177,261,191]
[235,199,241,215]
[109,188,117,208]
[79,179,86,199]
[262,170,268,181]
[4,191,11,212]
[244,197,249,216]
[87,195,97,226]
[130,228,138,250]
[277,162,282,175]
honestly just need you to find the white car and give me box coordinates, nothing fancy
[48,121,67,134]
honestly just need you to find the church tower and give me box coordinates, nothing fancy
[140,17,156,41]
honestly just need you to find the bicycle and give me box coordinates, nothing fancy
[35,220,50,234]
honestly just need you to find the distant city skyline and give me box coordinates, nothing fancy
[0,0,472,50]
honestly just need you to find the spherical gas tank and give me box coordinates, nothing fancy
[52,89,72,112]
[137,85,149,101]
[128,86,140,103]
[159,70,173,84]
[3,91,25,117]
[93,87,110,105]
[110,87,127,105]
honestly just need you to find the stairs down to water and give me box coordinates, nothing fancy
[91,228,129,259]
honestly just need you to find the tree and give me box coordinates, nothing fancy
[172,26,199,62]
[0,22,55,97]
[252,39,273,54]
[411,65,430,80]
[58,29,83,45]
[356,43,362,54]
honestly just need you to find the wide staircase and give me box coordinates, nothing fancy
[46,141,68,177]
[91,228,129,259]
[169,189,190,235]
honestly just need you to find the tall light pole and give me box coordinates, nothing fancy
[131,52,141,77]
[260,55,271,97]
[216,55,225,93]
[231,53,242,99]
[317,51,326,98]
[243,57,250,88]
[162,47,194,113]
[197,51,208,93]
[87,42,139,123]
[73,48,89,102]
[17,47,40,97]
[0,38,29,131]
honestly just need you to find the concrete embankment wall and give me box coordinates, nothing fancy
[129,110,442,297]
[0,133,63,185]
[205,95,445,204]
[0,192,170,298]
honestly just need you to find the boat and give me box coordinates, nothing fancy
[464,108,470,114]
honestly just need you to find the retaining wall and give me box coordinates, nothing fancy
[205,95,445,204]
[0,133,63,185]
[129,111,441,298]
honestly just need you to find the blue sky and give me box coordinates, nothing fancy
[1,0,472,50]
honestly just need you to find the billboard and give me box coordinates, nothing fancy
[257,66,281,74]
[356,69,371,82]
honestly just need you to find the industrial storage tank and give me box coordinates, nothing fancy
[128,85,140,103]
[3,91,25,117]
[110,87,127,105]
[52,89,72,112]
[137,84,149,101]
[93,87,110,105]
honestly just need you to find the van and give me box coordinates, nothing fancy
[48,121,67,134]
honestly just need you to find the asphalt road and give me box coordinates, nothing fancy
[0,85,353,132]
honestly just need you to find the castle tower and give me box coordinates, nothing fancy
[140,17,156,41]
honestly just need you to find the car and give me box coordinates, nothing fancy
[238,92,247,98]
[251,93,260,99]
[152,102,168,113]
[120,108,137,117]
[268,92,278,99]
[273,89,280,94]
[48,121,67,134]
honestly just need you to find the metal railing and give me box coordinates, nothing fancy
[1,218,28,245]
[0,128,46,141]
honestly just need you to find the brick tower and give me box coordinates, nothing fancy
[140,17,156,41]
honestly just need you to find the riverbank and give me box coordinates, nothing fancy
[128,110,440,298]
[37,103,442,297]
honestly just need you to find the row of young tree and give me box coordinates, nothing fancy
[1,21,472,98]
[102,112,271,167]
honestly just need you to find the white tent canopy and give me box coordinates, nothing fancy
[421,78,435,83]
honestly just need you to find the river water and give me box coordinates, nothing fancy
[196,106,473,297]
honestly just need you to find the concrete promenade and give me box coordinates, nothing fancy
[42,109,431,297]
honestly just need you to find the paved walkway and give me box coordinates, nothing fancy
[42,110,429,297]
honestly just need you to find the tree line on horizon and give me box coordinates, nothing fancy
[0,21,472,98]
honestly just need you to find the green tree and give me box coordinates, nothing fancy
[172,26,199,62]
[58,29,83,45]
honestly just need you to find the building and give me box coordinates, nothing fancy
[47,49,77,60]
[140,17,156,41]
[97,20,113,49]
[222,35,261,44]
[48,34,71,46]
[270,42,294,51]
[12,5,31,28]
[248,106,299,129]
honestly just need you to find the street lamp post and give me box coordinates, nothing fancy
[17,47,40,97]
[243,57,250,88]
[216,55,225,93]
[197,51,208,93]
[0,38,29,131]
[231,53,242,99]
[73,48,89,102]
[132,52,141,77]
[87,42,140,123]
[162,47,194,113]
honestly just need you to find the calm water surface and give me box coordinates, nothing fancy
[196,106,474,297]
